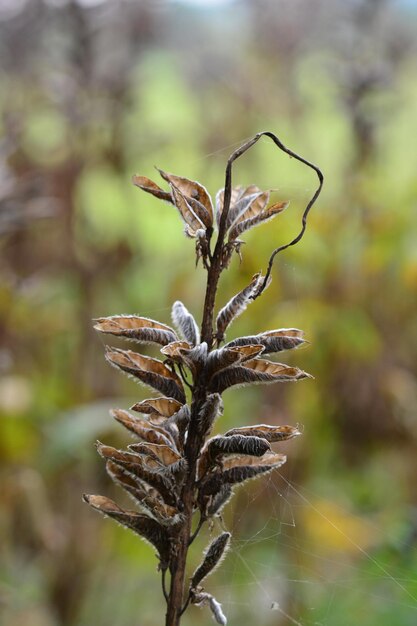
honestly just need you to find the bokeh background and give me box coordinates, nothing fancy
[1,0,417,624]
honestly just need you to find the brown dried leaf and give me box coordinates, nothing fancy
[158,169,213,225]
[228,200,288,241]
[191,532,231,589]
[225,328,305,354]
[93,315,177,346]
[105,347,186,403]
[132,175,172,203]
[172,301,200,346]
[82,494,170,565]
[225,424,301,442]
[215,273,264,341]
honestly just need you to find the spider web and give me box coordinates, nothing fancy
[198,464,417,626]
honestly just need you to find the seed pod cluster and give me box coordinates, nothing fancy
[84,135,323,626]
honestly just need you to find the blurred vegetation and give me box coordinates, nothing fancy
[1,0,417,625]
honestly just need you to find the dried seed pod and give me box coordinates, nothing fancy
[160,340,192,361]
[228,200,289,242]
[197,393,223,437]
[207,434,271,458]
[158,169,213,226]
[111,409,176,448]
[206,485,233,517]
[106,461,179,525]
[130,397,183,418]
[209,358,311,394]
[198,435,270,479]
[206,344,264,378]
[191,591,227,626]
[200,452,287,495]
[216,184,261,227]
[225,424,301,442]
[216,273,264,341]
[164,403,191,447]
[172,300,200,346]
[191,532,231,589]
[82,494,170,567]
[225,328,305,354]
[97,443,177,507]
[128,442,182,467]
[225,190,266,229]
[170,183,206,238]
[105,347,186,403]
[93,315,177,346]
[161,340,207,375]
[221,451,287,471]
[132,175,173,202]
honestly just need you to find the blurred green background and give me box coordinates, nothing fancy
[1,0,417,624]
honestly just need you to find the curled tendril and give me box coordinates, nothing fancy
[218,131,324,299]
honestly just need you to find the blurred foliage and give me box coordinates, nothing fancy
[1,0,417,625]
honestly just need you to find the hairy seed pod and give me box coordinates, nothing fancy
[172,300,200,346]
[191,532,231,589]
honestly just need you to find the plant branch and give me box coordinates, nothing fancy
[200,132,323,344]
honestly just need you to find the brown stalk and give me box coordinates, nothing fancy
[164,133,322,626]
[87,131,323,626]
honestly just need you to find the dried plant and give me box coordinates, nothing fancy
[83,132,323,626]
